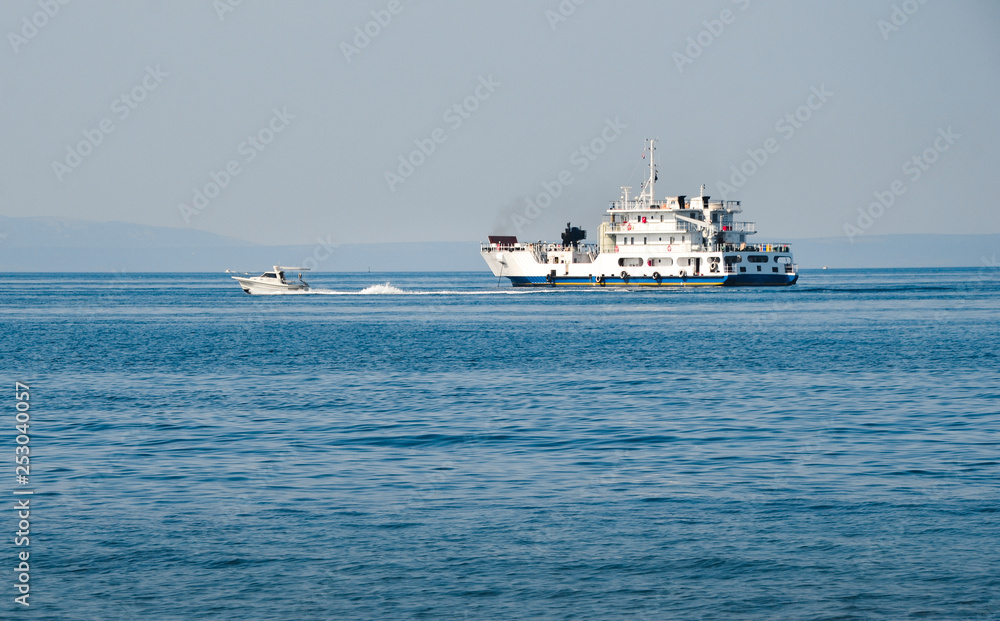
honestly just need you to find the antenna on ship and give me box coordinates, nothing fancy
[640,138,657,207]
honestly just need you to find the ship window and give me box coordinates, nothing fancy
[775,256,791,264]
[263,272,276,278]
[643,237,647,244]
[757,266,762,271]
[747,255,768,263]
[740,267,747,273]
[651,257,673,266]
[772,267,779,273]
[677,257,690,267]
[670,237,675,243]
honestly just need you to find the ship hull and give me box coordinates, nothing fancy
[484,248,797,288]
[231,276,309,294]
[506,273,796,287]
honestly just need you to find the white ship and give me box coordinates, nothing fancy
[231,266,309,294]
[481,139,798,287]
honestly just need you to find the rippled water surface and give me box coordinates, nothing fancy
[3,269,999,619]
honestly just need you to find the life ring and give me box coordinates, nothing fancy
[626,223,633,231]
[620,270,630,282]
[647,259,653,267]
[653,272,661,282]
[667,245,672,252]
[615,245,619,252]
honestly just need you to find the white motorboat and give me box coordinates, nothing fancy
[230,266,310,294]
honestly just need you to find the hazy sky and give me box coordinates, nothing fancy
[2,1,998,246]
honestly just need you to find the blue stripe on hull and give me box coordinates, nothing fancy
[507,273,797,287]
[723,273,798,286]
[508,276,730,287]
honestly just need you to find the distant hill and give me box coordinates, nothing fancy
[0,216,482,272]
[789,234,999,270]
[0,215,995,272]
[0,215,255,249]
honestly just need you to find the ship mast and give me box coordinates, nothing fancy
[639,138,657,207]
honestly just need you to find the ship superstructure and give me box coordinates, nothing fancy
[481,139,797,287]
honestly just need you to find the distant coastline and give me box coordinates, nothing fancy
[0,215,996,272]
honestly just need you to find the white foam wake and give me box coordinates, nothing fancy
[258,282,541,296]
[358,282,405,295]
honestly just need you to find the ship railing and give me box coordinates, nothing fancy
[717,243,793,253]
[610,199,744,212]
[483,241,600,252]
[536,243,599,253]
[482,242,521,251]
[607,223,691,233]
[722,221,756,233]
[611,199,655,210]
[481,242,539,252]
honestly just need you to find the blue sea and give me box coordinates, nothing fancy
[3,268,999,620]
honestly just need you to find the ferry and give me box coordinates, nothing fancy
[481,139,798,287]
[230,266,309,294]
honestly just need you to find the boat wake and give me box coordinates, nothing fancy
[359,283,405,295]
[273,282,540,296]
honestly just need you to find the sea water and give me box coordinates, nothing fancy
[2,268,998,619]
